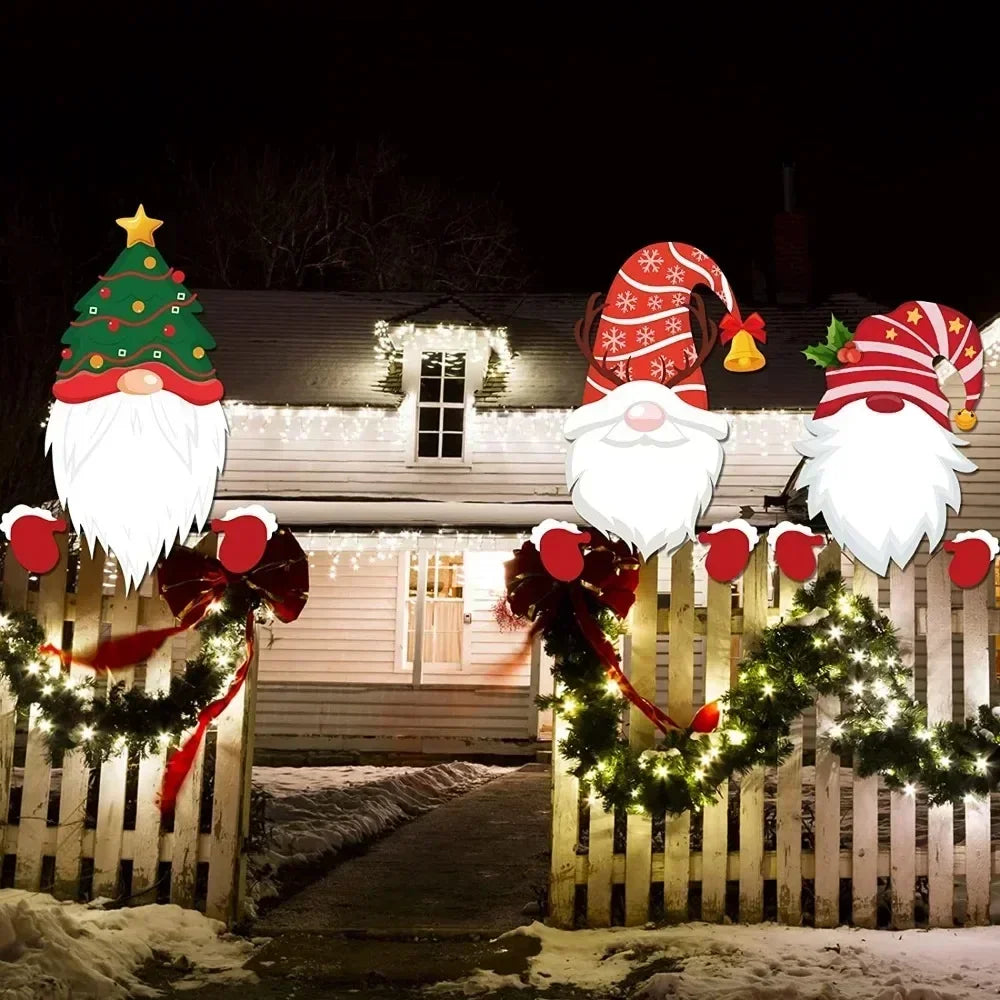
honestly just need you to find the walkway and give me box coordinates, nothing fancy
[256,763,551,937]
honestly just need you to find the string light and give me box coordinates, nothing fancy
[850,680,865,696]
[0,614,9,630]
[25,661,40,675]
[762,682,775,697]
[80,725,95,741]
[903,783,916,796]
[37,718,52,733]
[828,723,844,739]
[727,729,747,745]
[373,319,513,375]
[976,756,988,773]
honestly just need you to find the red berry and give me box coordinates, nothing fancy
[99,287,111,299]
[172,270,185,284]
[837,348,849,363]
[846,348,863,364]
[107,318,120,332]
[61,348,72,360]
[163,324,176,337]
[844,339,855,350]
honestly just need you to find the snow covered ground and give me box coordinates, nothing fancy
[0,890,257,999]
[449,920,1000,999]
[248,761,514,908]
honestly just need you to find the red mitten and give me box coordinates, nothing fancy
[698,519,759,583]
[769,522,826,582]
[944,530,999,589]
[0,505,67,575]
[530,519,591,583]
[211,505,278,574]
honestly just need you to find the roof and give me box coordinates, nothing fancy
[200,288,890,410]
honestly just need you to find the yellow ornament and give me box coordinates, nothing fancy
[132,300,145,314]
[115,204,163,249]
[955,409,977,432]
[90,354,104,370]
[192,346,205,359]
[143,256,157,270]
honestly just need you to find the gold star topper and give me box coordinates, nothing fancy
[116,204,163,248]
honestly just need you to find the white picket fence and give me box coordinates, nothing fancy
[0,534,256,925]
[550,541,1000,929]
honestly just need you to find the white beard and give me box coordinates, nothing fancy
[45,392,229,591]
[796,398,975,575]
[564,382,729,560]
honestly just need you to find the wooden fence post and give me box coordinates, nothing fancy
[549,684,579,928]
[624,553,658,925]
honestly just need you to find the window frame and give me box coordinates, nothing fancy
[415,350,468,462]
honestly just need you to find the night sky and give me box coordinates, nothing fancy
[5,17,1000,317]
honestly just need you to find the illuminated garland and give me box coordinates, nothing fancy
[541,571,1000,815]
[0,581,268,765]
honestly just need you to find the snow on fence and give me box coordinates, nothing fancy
[550,541,1000,930]
[0,534,256,926]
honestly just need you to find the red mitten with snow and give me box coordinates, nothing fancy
[943,530,1000,589]
[530,519,591,583]
[697,520,759,583]
[211,505,279,574]
[769,522,827,582]
[0,505,67,575]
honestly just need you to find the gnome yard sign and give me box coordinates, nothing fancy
[796,301,999,588]
[1,206,281,587]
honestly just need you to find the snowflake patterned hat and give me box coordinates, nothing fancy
[813,301,984,432]
[579,241,765,406]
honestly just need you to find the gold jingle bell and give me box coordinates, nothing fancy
[723,329,766,373]
[954,408,977,432]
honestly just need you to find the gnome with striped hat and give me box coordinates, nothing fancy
[563,241,765,562]
[796,301,992,579]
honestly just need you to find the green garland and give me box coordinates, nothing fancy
[0,579,269,765]
[540,570,1000,814]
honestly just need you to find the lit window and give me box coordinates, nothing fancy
[406,552,464,668]
[416,352,466,459]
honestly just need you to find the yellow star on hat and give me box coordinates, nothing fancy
[116,204,163,248]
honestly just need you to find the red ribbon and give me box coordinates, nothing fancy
[719,308,767,345]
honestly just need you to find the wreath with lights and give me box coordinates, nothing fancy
[503,533,1000,814]
[0,529,308,812]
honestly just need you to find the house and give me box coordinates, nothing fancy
[183,281,1000,764]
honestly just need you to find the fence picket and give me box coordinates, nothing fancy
[54,546,102,900]
[888,562,916,929]
[625,555,658,925]
[131,573,173,902]
[963,575,991,925]
[92,568,139,898]
[665,544,694,921]
[813,541,842,927]
[851,562,879,928]
[701,576,731,921]
[0,550,30,857]
[776,569,803,925]
[586,800,614,927]
[925,550,954,927]
[739,544,768,922]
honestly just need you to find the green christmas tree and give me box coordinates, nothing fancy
[54,205,222,404]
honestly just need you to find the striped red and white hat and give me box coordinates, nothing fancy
[582,241,760,406]
[814,301,984,431]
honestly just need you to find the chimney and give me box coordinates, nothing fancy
[773,164,812,304]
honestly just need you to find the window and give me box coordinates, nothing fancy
[406,552,464,669]
[416,351,466,459]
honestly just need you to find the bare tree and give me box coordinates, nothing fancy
[176,138,530,292]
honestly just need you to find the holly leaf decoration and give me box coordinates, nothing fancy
[803,314,854,369]
[803,344,837,368]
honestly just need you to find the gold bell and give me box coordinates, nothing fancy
[954,408,977,432]
[723,330,766,373]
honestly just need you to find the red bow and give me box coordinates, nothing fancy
[719,308,767,345]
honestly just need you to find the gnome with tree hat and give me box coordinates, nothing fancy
[1,207,277,588]
[534,241,767,584]
[794,301,999,587]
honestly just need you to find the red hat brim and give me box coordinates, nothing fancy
[53,362,224,405]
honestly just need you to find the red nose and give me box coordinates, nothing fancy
[866,393,904,414]
[624,402,666,432]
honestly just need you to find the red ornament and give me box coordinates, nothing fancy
[107,318,120,332]
[61,348,72,360]
[172,270,185,284]
[99,287,111,299]
[163,324,176,337]
[689,700,721,734]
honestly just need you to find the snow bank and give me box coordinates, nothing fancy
[248,761,513,908]
[449,921,1000,999]
[0,890,256,999]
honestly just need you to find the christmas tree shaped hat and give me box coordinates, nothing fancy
[53,205,224,405]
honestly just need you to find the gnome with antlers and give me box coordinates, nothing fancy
[534,241,767,585]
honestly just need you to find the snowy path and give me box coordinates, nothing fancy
[451,921,1000,999]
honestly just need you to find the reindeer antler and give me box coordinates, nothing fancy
[574,293,630,387]
[662,291,719,389]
